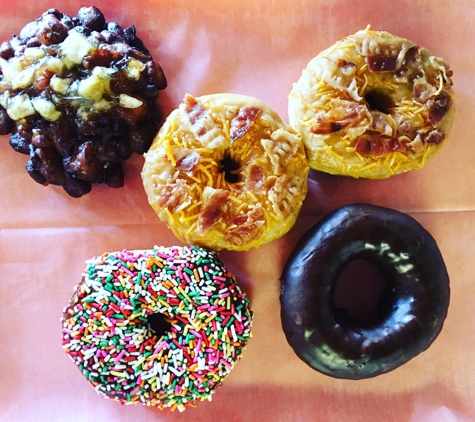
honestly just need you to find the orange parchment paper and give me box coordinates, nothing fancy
[1,1,475,421]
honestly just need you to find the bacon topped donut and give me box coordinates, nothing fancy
[142,93,309,251]
[288,27,454,178]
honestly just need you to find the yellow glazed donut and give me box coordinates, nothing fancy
[142,93,309,251]
[288,27,454,179]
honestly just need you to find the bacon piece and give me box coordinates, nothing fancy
[369,111,393,136]
[230,107,261,141]
[246,163,265,193]
[65,142,101,182]
[155,182,190,213]
[311,101,365,135]
[367,54,398,72]
[197,187,230,234]
[225,206,265,246]
[183,94,226,148]
[396,46,420,78]
[355,135,406,156]
[311,121,350,135]
[337,59,358,74]
[174,149,200,174]
[184,94,207,126]
[404,46,420,66]
[425,130,444,145]
[413,78,437,103]
[427,91,450,126]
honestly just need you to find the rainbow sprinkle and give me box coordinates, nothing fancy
[61,246,253,412]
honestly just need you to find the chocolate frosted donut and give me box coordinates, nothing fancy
[142,93,309,251]
[61,246,253,411]
[280,204,450,379]
[288,27,454,178]
[0,7,166,197]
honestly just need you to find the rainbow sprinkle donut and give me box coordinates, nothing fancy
[61,246,253,411]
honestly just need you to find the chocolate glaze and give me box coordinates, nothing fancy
[280,204,450,380]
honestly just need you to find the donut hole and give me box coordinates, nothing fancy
[146,312,172,339]
[364,90,395,114]
[220,152,241,183]
[333,260,391,327]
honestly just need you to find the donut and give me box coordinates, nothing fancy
[142,93,309,251]
[61,246,253,411]
[280,204,450,379]
[0,6,166,197]
[288,27,454,178]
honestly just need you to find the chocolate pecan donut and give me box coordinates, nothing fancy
[288,27,454,178]
[0,6,166,197]
[280,204,450,379]
[142,93,309,251]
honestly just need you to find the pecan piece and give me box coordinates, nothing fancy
[37,14,69,46]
